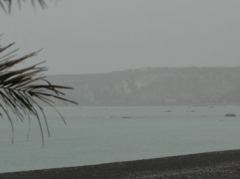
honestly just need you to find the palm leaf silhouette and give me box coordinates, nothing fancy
[0,0,76,145]
[0,0,49,13]
[0,39,77,145]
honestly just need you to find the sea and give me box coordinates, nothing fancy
[0,106,239,173]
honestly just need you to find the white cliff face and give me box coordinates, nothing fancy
[48,67,240,106]
[122,80,132,94]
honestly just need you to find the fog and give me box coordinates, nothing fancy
[1,0,240,74]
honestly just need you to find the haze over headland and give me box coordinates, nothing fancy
[49,67,240,106]
[1,0,240,74]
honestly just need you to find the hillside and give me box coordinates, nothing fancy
[48,67,240,106]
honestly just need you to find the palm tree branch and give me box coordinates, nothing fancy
[0,0,50,13]
[0,40,77,145]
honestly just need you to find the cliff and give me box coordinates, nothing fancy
[49,67,240,106]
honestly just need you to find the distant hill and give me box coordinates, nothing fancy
[48,67,240,106]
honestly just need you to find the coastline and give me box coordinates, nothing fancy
[1,149,240,179]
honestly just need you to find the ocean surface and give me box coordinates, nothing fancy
[0,106,240,173]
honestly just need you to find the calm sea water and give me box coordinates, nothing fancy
[0,106,240,173]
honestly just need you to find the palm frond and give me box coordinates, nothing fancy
[0,0,50,13]
[0,39,77,145]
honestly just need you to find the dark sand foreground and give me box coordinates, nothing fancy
[1,150,240,179]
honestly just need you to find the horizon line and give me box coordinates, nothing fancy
[46,65,240,76]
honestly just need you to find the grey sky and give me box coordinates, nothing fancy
[0,0,240,74]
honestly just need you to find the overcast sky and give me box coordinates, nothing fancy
[0,0,240,74]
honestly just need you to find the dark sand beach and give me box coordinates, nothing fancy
[1,150,240,179]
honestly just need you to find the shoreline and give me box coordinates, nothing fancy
[1,149,240,178]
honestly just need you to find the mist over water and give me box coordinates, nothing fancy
[1,0,240,174]
[0,106,240,173]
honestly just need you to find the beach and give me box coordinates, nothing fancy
[1,149,240,179]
